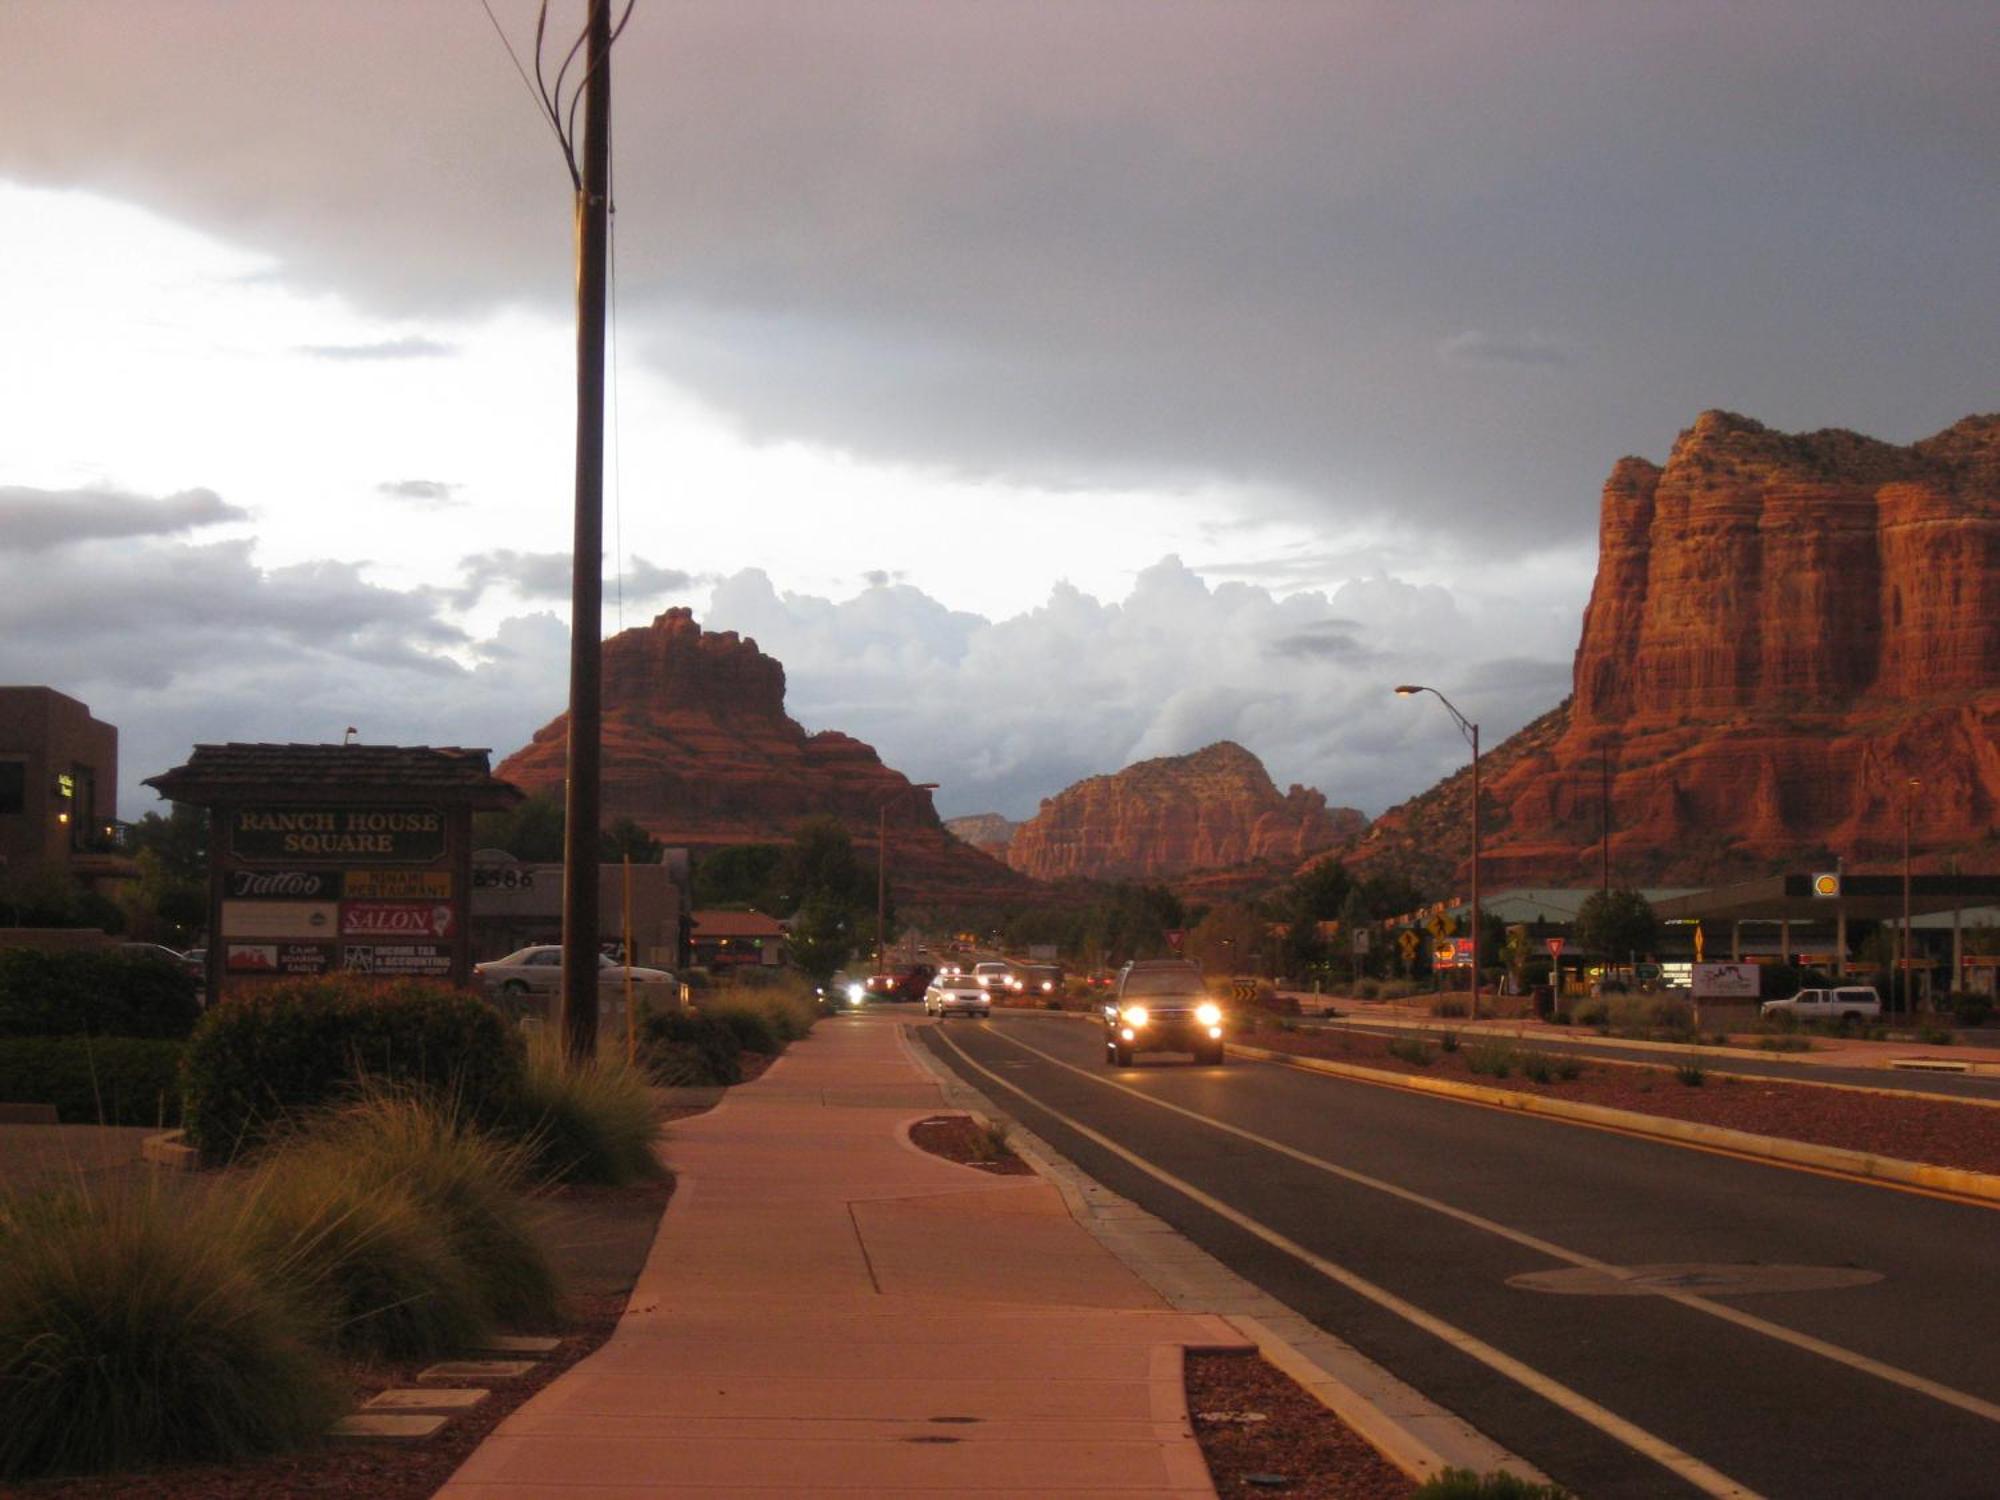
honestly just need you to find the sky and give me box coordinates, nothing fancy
[2,2,1994,826]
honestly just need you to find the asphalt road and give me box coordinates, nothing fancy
[1301,1016,2000,1102]
[917,1010,2000,1500]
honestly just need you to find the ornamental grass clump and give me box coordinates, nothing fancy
[0,1182,342,1479]
[233,1149,489,1360]
[505,1032,663,1187]
[312,1089,560,1325]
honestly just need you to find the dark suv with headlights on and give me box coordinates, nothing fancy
[1104,959,1225,1066]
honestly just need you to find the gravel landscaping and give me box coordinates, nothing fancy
[1186,1350,1414,1499]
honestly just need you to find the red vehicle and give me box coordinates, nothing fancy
[864,964,935,1002]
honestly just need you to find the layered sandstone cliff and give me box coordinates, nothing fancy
[1355,411,2000,888]
[497,609,1028,901]
[1005,741,1367,883]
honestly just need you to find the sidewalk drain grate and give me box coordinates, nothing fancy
[905,1435,963,1444]
[929,1416,981,1424]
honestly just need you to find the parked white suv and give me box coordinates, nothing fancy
[1760,986,1882,1023]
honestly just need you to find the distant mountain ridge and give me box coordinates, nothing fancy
[1005,740,1367,882]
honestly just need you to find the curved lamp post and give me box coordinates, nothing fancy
[1395,685,1481,1020]
[878,782,940,972]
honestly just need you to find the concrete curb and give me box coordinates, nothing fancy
[1230,1042,2000,1205]
[898,1020,1542,1487]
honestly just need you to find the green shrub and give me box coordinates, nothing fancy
[235,1152,488,1360]
[502,1033,663,1186]
[1573,1001,1608,1028]
[1675,1058,1706,1087]
[1521,1050,1580,1084]
[0,1183,343,1478]
[1413,1466,1573,1499]
[1464,1044,1515,1079]
[1917,1025,1955,1046]
[1432,997,1468,1018]
[641,1009,742,1086]
[0,948,201,1041]
[1386,1037,1434,1067]
[310,1091,559,1326]
[179,976,524,1162]
[1947,991,1992,1028]
[707,1003,786,1057]
[1438,1029,1461,1053]
[0,1037,185,1125]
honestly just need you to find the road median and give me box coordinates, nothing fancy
[1230,1041,2000,1205]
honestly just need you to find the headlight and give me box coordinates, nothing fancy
[1196,1002,1221,1026]
[845,983,865,1004]
[1040,981,1054,993]
[1121,1005,1149,1028]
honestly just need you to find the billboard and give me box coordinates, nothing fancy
[1693,962,1760,1000]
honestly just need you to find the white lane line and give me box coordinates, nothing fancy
[933,1026,1761,1500]
[983,1024,2000,1428]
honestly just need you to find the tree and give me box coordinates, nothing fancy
[770,817,872,918]
[1575,888,1658,962]
[119,803,209,943]
[1275,857,1354,977]
[693,844,783,908]
[600,817,663,863]
[1188,902,1268,976]
[472,795,566,861]
[786,893,857,985]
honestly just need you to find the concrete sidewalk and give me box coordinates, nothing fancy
[436,1013,1245,1497]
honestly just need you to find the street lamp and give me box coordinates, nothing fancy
[1902,777,1920,1016]
[1396,685,1481,1020]
[878,782,939,973]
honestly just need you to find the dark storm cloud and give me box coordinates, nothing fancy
[376,479,463,508]
[296,336,454,361]
[6,2,1996,552]
[452,550,701,609]
[1439,331,1574,370]
[452,550,574,608]
[622,555,699,600]
[1268,622,1372,663]
[0,484,247,550]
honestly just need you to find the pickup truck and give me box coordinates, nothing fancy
[1760,986,1882,1023]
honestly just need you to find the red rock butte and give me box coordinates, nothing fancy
[1005,740,1367,883]
[496,608,1028,902]
[1358,410,2000,888]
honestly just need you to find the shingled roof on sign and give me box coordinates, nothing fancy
[145,743,524,809]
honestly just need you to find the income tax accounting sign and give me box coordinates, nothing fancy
[231,807,446,864]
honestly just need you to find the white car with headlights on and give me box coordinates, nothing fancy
[1105,958,1225,1066]
[925,973,992,1018]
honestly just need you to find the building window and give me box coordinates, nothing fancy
[0,760,23,816]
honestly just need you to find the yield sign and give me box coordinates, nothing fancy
[1546,936,1566,957]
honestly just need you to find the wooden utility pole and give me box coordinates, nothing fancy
[560,0,614,1064]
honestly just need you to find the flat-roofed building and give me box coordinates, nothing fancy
[0,686,126,900]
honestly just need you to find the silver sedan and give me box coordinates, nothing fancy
[924,974,991,1019]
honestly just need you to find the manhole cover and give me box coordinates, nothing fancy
[1508,1262,1882,1298]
